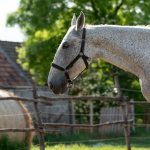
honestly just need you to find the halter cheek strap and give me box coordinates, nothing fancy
[51,28,90,86]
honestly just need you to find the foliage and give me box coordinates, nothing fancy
[6,0,150,84]
[0,134,28,150]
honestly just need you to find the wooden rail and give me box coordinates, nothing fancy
[38,119,133,129]
[37,95,128,102]
[0,97,52,106]
[0,128,60,134]
[119,101,150,106]
[122,124,150,127]
[0,85,49,90]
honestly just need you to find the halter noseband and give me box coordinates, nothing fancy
[51,28,90,87]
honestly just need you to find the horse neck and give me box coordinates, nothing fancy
[85,25,150,78]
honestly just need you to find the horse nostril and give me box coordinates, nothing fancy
[49,82,53,90]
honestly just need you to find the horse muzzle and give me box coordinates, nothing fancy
[48,78,69,95]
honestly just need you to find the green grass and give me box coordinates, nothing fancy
[1,128,150,150]
[31,128,150,150]
[30,144,150,150]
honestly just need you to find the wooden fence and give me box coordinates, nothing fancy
[99,106,127,135]
[0,85,61,150]
[0,76,150,150]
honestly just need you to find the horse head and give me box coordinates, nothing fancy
[48,12,92,94]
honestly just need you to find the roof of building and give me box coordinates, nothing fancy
[0,40,34,86]
[0,50,30,86]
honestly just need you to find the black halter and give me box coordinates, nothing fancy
[51,28,90,87]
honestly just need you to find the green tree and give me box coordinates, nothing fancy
[6,0,150,84]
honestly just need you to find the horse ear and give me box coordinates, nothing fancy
[71,13,76,26]
[76,11,85,31]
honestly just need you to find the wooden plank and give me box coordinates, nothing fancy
[38,130,60,134]
[33,85,45,150]
[130,99,135,131]
[0,85,49,90]
[117,107,121,135]
[38,119,133,129]
[0,97,52,106]
[110,107,114,134]
[120,107,123,134]
[114,107,117,135]
[122,124,150,127]
[119,101,150,105]
[99,107,125,136]
[103,108,108,135]
[0,128,60,134]
[37,95,128,102]
[99,108,104,135]
[101,108,107,135]
[90,102,93,133]
[70,101,76,134]
[107,107,111,134]
[0,128,35,132]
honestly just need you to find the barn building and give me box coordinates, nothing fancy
[0,41,33,86]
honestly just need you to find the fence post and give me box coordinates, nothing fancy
[90,102,93,133]
[32,85,45,150]
[114,76,131,150]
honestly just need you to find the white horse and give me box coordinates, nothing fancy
[48,11,150,103]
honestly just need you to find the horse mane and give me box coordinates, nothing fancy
[85,23,150,29]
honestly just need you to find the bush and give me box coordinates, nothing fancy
[0,134,28,150]
[69,67,118,124]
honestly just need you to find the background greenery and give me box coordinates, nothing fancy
[6,0,150,122]
[0,134,28,150]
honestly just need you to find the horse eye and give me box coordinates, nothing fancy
[63,42,69,49]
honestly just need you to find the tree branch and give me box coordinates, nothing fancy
[115,0,124,15]
[91,0,99,20]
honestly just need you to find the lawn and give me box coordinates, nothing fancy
[30,128,150,150]
[31,144,150,150]
[1,127,149,150]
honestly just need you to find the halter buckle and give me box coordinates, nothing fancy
[79,52,83,56]
[64,69,68,73]
[67,79,73,84]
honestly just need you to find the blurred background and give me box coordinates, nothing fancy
[2,0,149,121]
[1,0,150,149]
